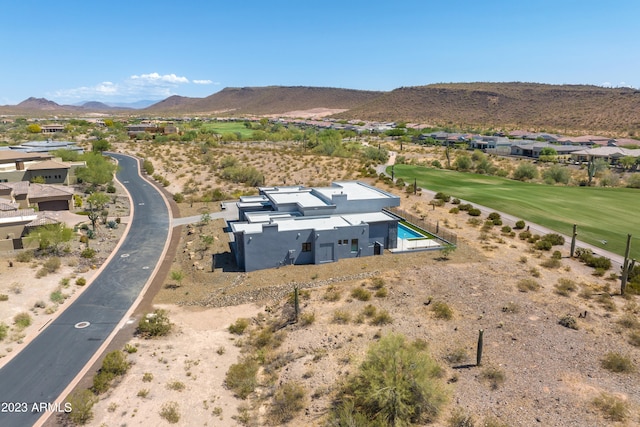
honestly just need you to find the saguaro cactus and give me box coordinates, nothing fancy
[621,234,635,296]
[476,329,484,366]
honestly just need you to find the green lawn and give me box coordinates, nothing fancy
[201,121,255,138]
[389,164,639,258]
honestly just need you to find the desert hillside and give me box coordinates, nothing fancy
[334,82,640,136]
[143,86,384,115]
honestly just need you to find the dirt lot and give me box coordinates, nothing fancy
[80,188,640,427]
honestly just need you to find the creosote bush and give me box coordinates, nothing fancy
[517,278,541,292]
[228,318,250,335]
[65,389,98,425]
[351,287,372,301]
[601,352,635,373]
[268,381,306,424]
[137,309,172,338]
[431,301,453,320]
[225,358,259,399]
[159,401,181,424]
[592,392,629,421]
[13,312,32,329]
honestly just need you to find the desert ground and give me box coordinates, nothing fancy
[3,141,638,427]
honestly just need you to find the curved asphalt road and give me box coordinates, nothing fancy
[0,153,170,427]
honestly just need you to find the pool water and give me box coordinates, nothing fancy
[397,223,425,239]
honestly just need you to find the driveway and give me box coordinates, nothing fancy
[0,153,171,427]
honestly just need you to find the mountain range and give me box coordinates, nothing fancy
[2,83,640,136]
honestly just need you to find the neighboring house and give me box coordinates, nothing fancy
[571,147,640,164]
[0,150,83,184]
[510,142,584,158]
[40,124,65,133]
[231,181,401,272]
[469,136,511,151]
[0,181,73,211]
[0,206,60,251]
[8,139,83,154]
[25,160,71,184]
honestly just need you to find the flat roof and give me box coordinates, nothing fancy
[268,191,328,208]
[313,181,397,202]
[341,211,397,225]
[232,211,395,235]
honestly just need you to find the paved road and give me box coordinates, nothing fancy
[0,153,170,427]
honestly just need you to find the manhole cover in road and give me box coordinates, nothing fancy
[123,181,129,183]
[142,266,149,270]
[75,321,90,329]
[138,202,145,206]
[120,253,130,258]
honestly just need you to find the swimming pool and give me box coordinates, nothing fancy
[397,223,426,239]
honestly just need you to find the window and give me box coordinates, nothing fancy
[351,239,358,252]
[302,242,312,252]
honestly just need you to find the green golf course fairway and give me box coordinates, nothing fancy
[388,164,639,259]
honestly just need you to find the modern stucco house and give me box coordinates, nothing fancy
[231,181,401,271]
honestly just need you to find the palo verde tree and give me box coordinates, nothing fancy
[86,192,110,230]
[331,333,448,426]
[75,152,117,187]
[25,223,74,255]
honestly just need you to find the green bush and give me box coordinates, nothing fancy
[542,233,565,246]
[159,401,180,424]
[555,278,578,296]
[370,310,393,325]
[14,312,32,329]
[467,208,481,216]
[514,220,526,229]
[330,333,447,425]
[43,257,61,273]
[601,352,635,373]
[332,310,352,324]
[75,277,87,286]
[0,294,8,302]
[0,322,8,341]
[434,192,451,202]
[268,382,306,424]
[137,309,172,338]
[15,250,34,263]
[229,318,250,335]
[92,371,115,394]
[432,301,453,320]
[517,279,541,292]
[66,389,98,425]
[513,163,538,181]
[534,239,553,250]
[80,248,96,259]
[102,350,129,376]
[351,287,372,301]
[225,358,259,399]
[50,290,65,304]
[592,392,629,422]
[487,212,501,222]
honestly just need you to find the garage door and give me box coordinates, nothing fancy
[38,200,69,211]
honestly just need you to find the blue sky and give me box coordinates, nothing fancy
[1,0,639,105]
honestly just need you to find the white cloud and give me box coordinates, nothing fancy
[193,79,214,85]
[130,72,189,84]
[47,72,218,103]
